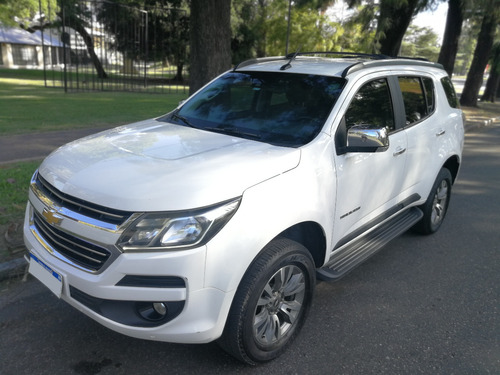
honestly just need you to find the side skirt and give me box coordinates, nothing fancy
[317,206,423,281]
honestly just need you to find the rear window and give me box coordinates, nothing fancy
[440,76,460,108]
[398,76,432,126]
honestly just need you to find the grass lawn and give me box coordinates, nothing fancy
[0,160,41,262]
[0,69,188,261]
[0,68,187,135]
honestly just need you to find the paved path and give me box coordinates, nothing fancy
[0,127,112,164]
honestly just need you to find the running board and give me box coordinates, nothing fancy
[317,207,423,281]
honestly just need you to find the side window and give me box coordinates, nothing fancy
[344,78,395,132]
[440,76,460,108]
[398,76,428,126]
[422,77,435,114]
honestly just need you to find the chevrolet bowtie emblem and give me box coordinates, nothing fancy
[42,208,63,226]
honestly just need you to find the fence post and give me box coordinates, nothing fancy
[61,0,68,93]
[39,0,48,87]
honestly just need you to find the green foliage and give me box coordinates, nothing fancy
[230,0,376,60]
[0,0,57,27]
[0,161,39,225]
[401,25,440,61]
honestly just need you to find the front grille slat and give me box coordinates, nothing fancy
[35,173,133,225]
[35,215,108,258]
[35,219,104,265]
[33,211,111,271]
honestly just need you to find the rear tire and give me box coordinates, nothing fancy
[218,238,315,364]
[414,168,452,234]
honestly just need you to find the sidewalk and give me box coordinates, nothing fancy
[0,127,112,165]
[1,113,500,281]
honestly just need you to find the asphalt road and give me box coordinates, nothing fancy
[1,126,499,375]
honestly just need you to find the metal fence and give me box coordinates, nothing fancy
[40,0,189,94]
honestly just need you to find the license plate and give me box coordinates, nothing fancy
[29,253,63,298]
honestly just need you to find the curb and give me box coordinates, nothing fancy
[464,117,500,132]
[1,118,499,283]
[0,257,27,282]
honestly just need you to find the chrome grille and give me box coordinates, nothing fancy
[33,210,111,271]
[35,173,132,225]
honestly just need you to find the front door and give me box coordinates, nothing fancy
[332,77,408,246]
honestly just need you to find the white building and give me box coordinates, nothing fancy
[0,24,64,68]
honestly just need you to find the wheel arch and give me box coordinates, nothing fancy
[277,221,327,268]
[443,155,460,184]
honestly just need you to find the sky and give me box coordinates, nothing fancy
[413,1,449,43]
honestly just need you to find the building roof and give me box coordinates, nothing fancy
[0,24,63,47]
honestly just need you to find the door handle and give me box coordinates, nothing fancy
[436,129,446,136]
[393,147,406,156]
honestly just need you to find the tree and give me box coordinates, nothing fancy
[346,0,437,56]
[401,25,440,60]
[98,0,189,81]
[1,0,108,78]
[438,0,466,76]
[60,1,108,78]
[460,0,500,107]
[189,0,232,94]
[454,19,479,75]
[376,0,422,56]
[481,42,500,102]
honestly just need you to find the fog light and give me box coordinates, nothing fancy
[153,302,167,316]
[137,302,168,321]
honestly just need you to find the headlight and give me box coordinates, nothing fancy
[118,198,240,251]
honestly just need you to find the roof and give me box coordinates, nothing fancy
[234,53,444,78]
[0,25,63,47]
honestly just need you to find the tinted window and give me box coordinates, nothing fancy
[162,71,345,147]
[441,76,460,108]
[344,79,395,132]
[398,76,427,126]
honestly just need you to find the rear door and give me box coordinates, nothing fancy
[397,75,440,195]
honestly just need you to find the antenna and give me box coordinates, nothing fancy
[280,46,302,71]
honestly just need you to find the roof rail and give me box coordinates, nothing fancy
[233,52,444,76]
[285,51,390,60]
[341,58,444,78]
[233,56,287,71]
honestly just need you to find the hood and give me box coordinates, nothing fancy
[39,119,300,211]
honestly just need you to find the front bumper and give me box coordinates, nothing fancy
[23,202,234,344]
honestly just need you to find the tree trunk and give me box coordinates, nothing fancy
[189,0,232,94]
[71,19,108,79]
[174,63,184,83]
[377,0,420,56]
[481,71,500,102]
[481,44,500,102]
[438,0,464,76]
[460,7,497,107]
[59,7,108,79]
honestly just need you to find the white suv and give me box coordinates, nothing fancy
[24,53,464,364]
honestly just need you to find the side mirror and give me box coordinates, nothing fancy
[344,125,389,153]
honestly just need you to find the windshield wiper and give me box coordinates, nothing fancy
[172,113,197,129]
[204,125,262,140]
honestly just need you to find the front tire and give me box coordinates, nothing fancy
[218,238,316,364]
[414,168,452,234]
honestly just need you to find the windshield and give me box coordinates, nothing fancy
[161,71,345,147]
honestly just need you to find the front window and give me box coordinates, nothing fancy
[161,71,345,147]
[344,78,395,132]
